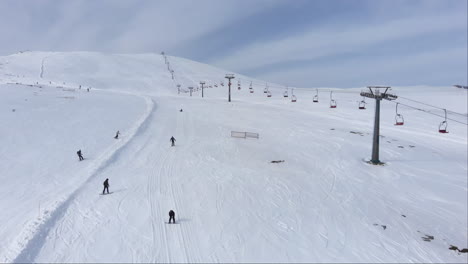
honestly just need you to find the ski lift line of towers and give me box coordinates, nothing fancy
[246,80,459,132]
[182,73,458,133]
[159,52,459,133]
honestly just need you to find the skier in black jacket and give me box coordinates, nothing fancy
[170,136,176,147]
[102,178,110,194]
[77,149,84,161]
[168,210,176,224]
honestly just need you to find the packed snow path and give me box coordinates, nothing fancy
[0,52,466,263]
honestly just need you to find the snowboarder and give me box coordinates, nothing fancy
[170,136,176,147]
[114,130,120,139]
[102,178,110,194]
[77,149,84,161]
[168,210,176,224]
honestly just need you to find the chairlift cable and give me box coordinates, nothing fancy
[389,101,468,125]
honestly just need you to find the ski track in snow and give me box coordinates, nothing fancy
[11,91,155,263]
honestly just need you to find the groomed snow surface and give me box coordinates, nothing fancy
[0,52,467,263]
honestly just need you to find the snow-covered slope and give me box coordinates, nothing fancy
[0,52,466,263]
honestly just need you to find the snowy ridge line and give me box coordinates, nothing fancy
[10,93,155,263]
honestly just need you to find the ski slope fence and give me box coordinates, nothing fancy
[231,131,260,139]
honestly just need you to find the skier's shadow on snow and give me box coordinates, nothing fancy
[110,188,127,194]
[177,218,191,223]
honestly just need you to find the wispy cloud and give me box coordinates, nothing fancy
[0,0,282,54]
[257,46,467,88]
[211,10,467,73]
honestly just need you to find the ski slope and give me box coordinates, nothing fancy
[0,52,467,263]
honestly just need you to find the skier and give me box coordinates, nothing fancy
[114,130,120,139]
[168,210,176,224]
[102,178,110,194]
[180,109,183,112]
[77,149,84,161]
[170,136,176,147]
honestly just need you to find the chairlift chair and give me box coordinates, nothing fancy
[395,114,404,125]
[439,109,449,133]
[264,87,268,93]
[291,95,297,102]
[250,89,254,93]
[439,121,448,133]
[283,91,288,97]
[267,91,272,97]
[329,91,336,108]
[313,95,318,102]
[394,103,404,125]
[359,100,366,109]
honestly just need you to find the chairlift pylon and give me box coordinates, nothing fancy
[394,103,404,125]
[439,109,449,133]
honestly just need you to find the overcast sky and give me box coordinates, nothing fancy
[0,0,466,87]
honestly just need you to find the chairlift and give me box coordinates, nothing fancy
[313,89,319,102]
[264,86,268,93]
[394,103,404,125]
[330,91,337,108]
[359,98,366,109]
[439,109,448,133]
[250,89,254,93]
[291,95,297,102]
[283,86,289,97]
[267,91,272,97]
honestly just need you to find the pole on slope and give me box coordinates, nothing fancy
[189,86,193,97]
[225,74,235,102]
[200,81,205,98]
[360,86,397,165]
